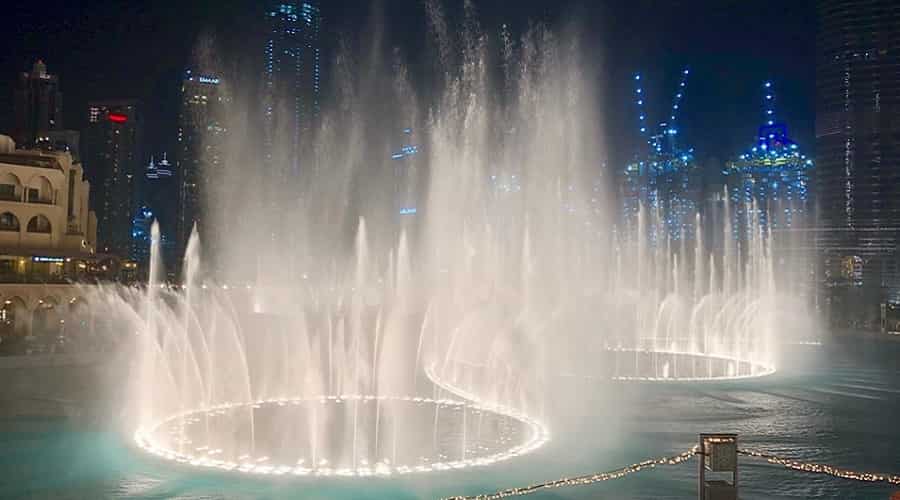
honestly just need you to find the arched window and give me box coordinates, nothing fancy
[0,212,19,231]
[32,296,61,339]
[27,215,52,234]
[0,173,21,201]
[0,296,28,338]
[26,176,53,204]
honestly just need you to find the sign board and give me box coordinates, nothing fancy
[704,438,737,472]
[32,256,65,263]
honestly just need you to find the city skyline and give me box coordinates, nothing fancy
[2,4,900,500]
[0,0,814,170]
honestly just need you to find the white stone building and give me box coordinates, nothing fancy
[0,135,98,279]
[0,136,113,353]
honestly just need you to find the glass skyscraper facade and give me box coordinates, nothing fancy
[263,1,321,179]
[176,70,228,265]
[816,1,900,312]
[83,100,143,259]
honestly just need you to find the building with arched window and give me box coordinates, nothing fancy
[0,137,132,353]
[0,135,102,283]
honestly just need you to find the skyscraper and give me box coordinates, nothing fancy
[83,100,143,258]
[13,60,63,148]
[140,153,176,268]
[725,81,813,236]
[622,69,700,243]
[725,81,815,299]
[262,1,321,179]
[176,70,227,264]
[391,127,420,216]
[131,205,155,269]
[816,1,900,313]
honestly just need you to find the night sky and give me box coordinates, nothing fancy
[0,0,814,173]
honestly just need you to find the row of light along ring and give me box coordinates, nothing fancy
[444,447,700,500]
[134,394,549,477]
[424,363,551,454]
[600,347,776,382]
[739,449,900,485]
[443,350,776,383]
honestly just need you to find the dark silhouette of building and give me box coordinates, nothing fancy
[816,1,900,323]
[83,100,143,259]
[135,154,177,270]
[37,130,81,163]
[262,0,321,179]
[176,70,227,265]
[13,60,64,148]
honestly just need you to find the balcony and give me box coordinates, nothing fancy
[66,222,83,235]
[0,192,19,202]
[25,196,53,205]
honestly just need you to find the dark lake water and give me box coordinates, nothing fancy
[1,337,898,499]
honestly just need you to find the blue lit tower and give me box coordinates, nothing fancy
[724,81,815,300]
[622,68,700,243]
[263,1,321,179]
[391,128,420,217]
[131,205,154,268]
[724,81,813,237]
[141,154,176,267]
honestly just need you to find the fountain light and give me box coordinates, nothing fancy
[133,393,548,478]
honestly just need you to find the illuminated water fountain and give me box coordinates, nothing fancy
[98,5,798,482]
[111,222,548,477]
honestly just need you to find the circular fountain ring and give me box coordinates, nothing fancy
[134,394,548,477]
[573,348,776,382]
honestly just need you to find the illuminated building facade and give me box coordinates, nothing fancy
[817,1,900,318]
[0,137,126,351]
[723,81,815,299]
[391,128,420,218]
[83,100,143,259]
[13,60,63,148]
[0,136,101,279]
[176,70,227,263]
[622,69,700,243]
[131,205,153,267]
[725,81,813,237]
[141,154,176,268]
[37,130,81,163]
[262,1,321,179]
[131,204,173,272]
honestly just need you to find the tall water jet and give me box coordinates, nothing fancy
[80,1,811,483]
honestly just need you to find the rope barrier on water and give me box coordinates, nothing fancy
[444,446,900,499]
[738,449,900,486]
[443,447,699,500]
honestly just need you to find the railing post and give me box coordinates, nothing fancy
[699,433,738,500]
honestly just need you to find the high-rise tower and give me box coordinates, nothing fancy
[816,1,900,310]
[725,81,813,235]
[262,1,321,179]
[83,100,143,258]
[622,69,700,244]
[176,70,228,265]
[13,60,64,148]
